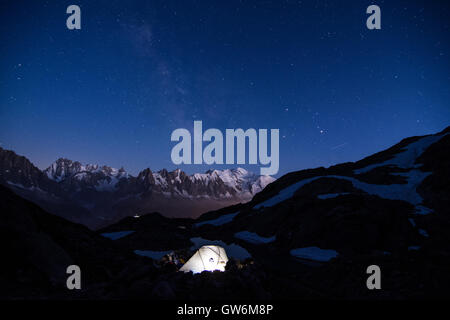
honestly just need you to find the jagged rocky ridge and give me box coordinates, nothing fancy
[0,150,274,228]
[43,160,273,200]
[99,126,450,299]
[1,126,450,299]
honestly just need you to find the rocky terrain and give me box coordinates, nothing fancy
[1,126,450,299]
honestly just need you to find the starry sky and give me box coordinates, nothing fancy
[0,0,449,177]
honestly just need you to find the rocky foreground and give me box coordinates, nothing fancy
[1,126,450,299]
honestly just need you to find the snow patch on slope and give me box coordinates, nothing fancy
[253,171,432,214]
[254,177,319,209]
[354,134,447,174]
[234,231,276,244]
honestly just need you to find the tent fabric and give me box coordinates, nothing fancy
[179,245,228,274]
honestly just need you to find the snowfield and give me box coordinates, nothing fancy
[253,171,434,215]
[254,176,319,209]
[354,133,448,174]
[234,231,276,244]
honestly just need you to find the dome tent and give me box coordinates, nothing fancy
[179,245,228,274]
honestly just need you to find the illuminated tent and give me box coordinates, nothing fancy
[179,245,228,274]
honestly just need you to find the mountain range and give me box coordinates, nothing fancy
[0,150,274,228]
[1,126,450,299]
[94,125,450,298]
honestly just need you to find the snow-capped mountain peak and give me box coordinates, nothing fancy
[44,159,130,191]
[43,158,274,199]
[45,158,83,182]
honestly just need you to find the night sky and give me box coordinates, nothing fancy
[1,0,449,177]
